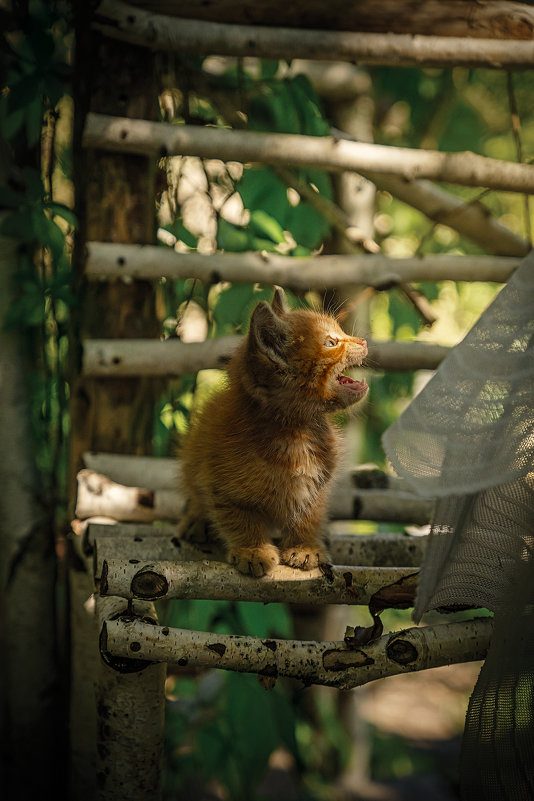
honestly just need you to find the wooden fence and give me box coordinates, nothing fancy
[67,2,532,798]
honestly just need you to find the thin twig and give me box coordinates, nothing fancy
[506,71,532,244]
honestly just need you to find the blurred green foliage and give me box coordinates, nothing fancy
[0,0,75,517]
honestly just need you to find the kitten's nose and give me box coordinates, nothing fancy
[354,337,368,358]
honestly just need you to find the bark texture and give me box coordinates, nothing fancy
[101,615,494,690]
[100,557,419,606]
[74,468,433,524]
[115,0,534,39]
[94,1,534,67]
[84,113,534,193]
[81,336,450,377]
[86,242,520,287]
[0,228,60,797]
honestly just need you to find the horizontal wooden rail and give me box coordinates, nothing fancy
[81,337,450,377]
[101,616,493,690]
[86,242,519,288]
[90,529,428,579]
[80,453,404,493]
[94,0,534,69]
[83,113,534,194]
[75,469,434,525]
[100,557,419,605]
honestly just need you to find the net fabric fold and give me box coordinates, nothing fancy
[382,250,534,800]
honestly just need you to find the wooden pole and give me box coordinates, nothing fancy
[93,0,534,69]
[86,242,520,287]
[83,113,534,194]
[100,557,419,606]
[101,615,494,690]
[81,336,450,376]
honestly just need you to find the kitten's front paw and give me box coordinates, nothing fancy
[280,546,329,571]
[228,545,280,577]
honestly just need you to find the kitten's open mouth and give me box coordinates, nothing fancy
[336,372,368,398]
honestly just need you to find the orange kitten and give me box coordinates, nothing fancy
[178,288,368,576]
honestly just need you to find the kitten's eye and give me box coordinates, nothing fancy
[324,336,338,348]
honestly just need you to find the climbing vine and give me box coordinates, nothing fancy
[0,0,75,518]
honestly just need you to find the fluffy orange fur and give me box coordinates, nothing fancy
[178,288,368,576]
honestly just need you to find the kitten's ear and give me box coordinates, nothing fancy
[249,301,289,366]
[271,287,290,316]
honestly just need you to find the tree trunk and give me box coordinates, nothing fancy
[0,225,61,798]
[69,23,162,489]
[68,14,165,798]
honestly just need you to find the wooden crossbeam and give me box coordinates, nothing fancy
[86,242,519,287]
[94,0,534,69]
[81,336,450,376]
[83,113,534,194]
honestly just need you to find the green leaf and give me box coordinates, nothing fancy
[196,722,229,777]
[216,218,253,252]
[237,602,293,638]
[226,674,280,786]
[237,167,289,224]
[249,209,286,244]
[286,74,329,136]
[248,82,300,133]
[43,201,78,229]
[31,208,66,260]
[286,201,330,250]
[162,219,198,249]
[260,59,280,80]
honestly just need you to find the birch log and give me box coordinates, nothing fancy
[75,469,433,524]
[369,173,530,257]
[81,452,403,493]
[69,567,98,801]
[86,242,519,287]
[93,1,534,69]
[98,0,534,40]
[94,596,166,801]
[101,616,493,690]
[82,337,450,376]
[84,114,534,194]
[75,468,183,521]
[91,531,427,579]
[83,451,178,489]
[100,557,419,606]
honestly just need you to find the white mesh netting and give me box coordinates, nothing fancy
[382,250,534,620]
[382,250,534,800]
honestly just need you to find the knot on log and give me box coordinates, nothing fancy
[386,634,419,665]
[131,566,169,599]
